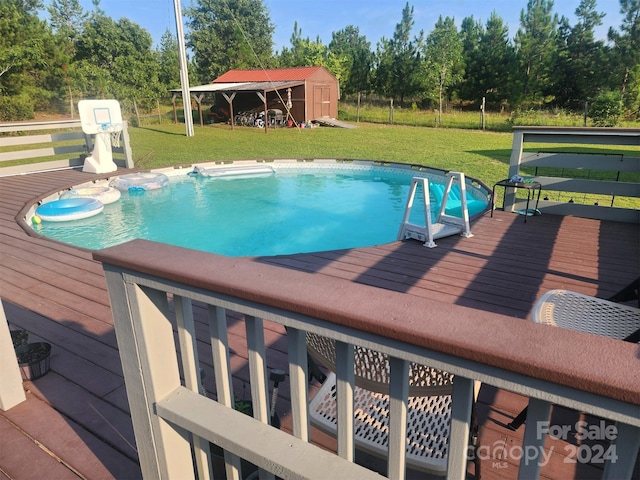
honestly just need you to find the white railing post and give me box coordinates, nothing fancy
[603,422,640,479]
[245,315,270,424]
[517,398,552,480]
[120,120,134,168]
[245,315,276,480]
[175,295,212,480]
[208,305,242,480]
[387,357,410,480]
[447,376,475,480]
[287,327,310,441]
[335,341,355,461]
[505,129,525,212]
[103,268,195,479]
[0,299,26,411]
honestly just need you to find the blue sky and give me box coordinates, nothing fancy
[77,0,623,50]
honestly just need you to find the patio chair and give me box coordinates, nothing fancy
[507,288,640,430]
[306,333,480,478]
[531,289,640,340]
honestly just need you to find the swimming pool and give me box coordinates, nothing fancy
[30,161,490,257]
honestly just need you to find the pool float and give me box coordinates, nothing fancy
[110,172,169,191]
[35,198,104,222]
[429,183,488,217]
[190,165,274,179]
[60,186,121,205]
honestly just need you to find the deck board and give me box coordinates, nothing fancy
[0,168,638,480]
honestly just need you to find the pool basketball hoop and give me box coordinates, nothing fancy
[78,99,123,174]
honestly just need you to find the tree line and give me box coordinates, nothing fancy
[1,0,638,124]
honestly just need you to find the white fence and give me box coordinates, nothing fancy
[0,120,134,176]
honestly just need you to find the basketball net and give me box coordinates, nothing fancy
[110,131,121,148]
[98,123,123,148]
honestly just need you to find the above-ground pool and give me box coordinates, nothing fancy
[30,161,490,257]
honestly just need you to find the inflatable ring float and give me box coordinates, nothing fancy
[60,186,121,205]
[35,198,104,222]
[190,165,275,179]
[110,172,169,191]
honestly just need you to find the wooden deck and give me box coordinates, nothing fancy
[0,168,638,480]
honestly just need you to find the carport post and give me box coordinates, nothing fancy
[194,94,205,126]
[171,93,178,124]
[256,91,268,134]
[222,92,236,130]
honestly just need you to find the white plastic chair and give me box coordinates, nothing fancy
[531,289,640,341]
[508,288,640,431]
[306,333,479,477]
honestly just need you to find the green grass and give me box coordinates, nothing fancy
[130,122,514,190]
[129,121,639,208]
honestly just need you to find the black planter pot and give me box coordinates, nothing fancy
[15,342,51,380]
[10,329,29,348]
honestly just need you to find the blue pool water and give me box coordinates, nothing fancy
[35,165,488,257]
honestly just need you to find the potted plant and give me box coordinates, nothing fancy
[10,329,28,348]
[15,341,51,381]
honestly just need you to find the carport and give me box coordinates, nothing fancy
[171,81,304,132]
[170,66,340,131]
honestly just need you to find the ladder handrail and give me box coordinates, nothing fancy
[438,172,473,237]
[397,172,473,248]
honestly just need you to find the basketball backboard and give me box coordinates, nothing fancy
[78,99,123,134]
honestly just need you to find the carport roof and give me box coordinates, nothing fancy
[215,66,325,82]
[171,80,303,95]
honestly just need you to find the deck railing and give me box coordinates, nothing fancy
[505,127,639,223]
[94,239,640,480]
[0,119,134,176]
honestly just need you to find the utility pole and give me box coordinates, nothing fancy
[174,0,194,137]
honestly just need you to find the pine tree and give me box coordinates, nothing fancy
[329,26,373,97]
[607,0,640,112]
[514,0,559,105]
[423,16,464,126]
[184,0,274,83]
[373,2,424,104]
[158,30,181,90]
[552,0,606,108]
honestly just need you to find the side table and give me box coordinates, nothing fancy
[491,179,542,223]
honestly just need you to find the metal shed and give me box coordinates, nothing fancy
[172,66,339,129]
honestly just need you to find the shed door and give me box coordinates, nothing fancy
[313,86,331,118]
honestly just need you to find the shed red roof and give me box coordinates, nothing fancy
[213,66,325,83]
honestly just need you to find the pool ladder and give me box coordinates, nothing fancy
[397,171,473,248]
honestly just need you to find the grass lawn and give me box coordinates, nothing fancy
[129,121,639,208]
[130,122,514,191]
